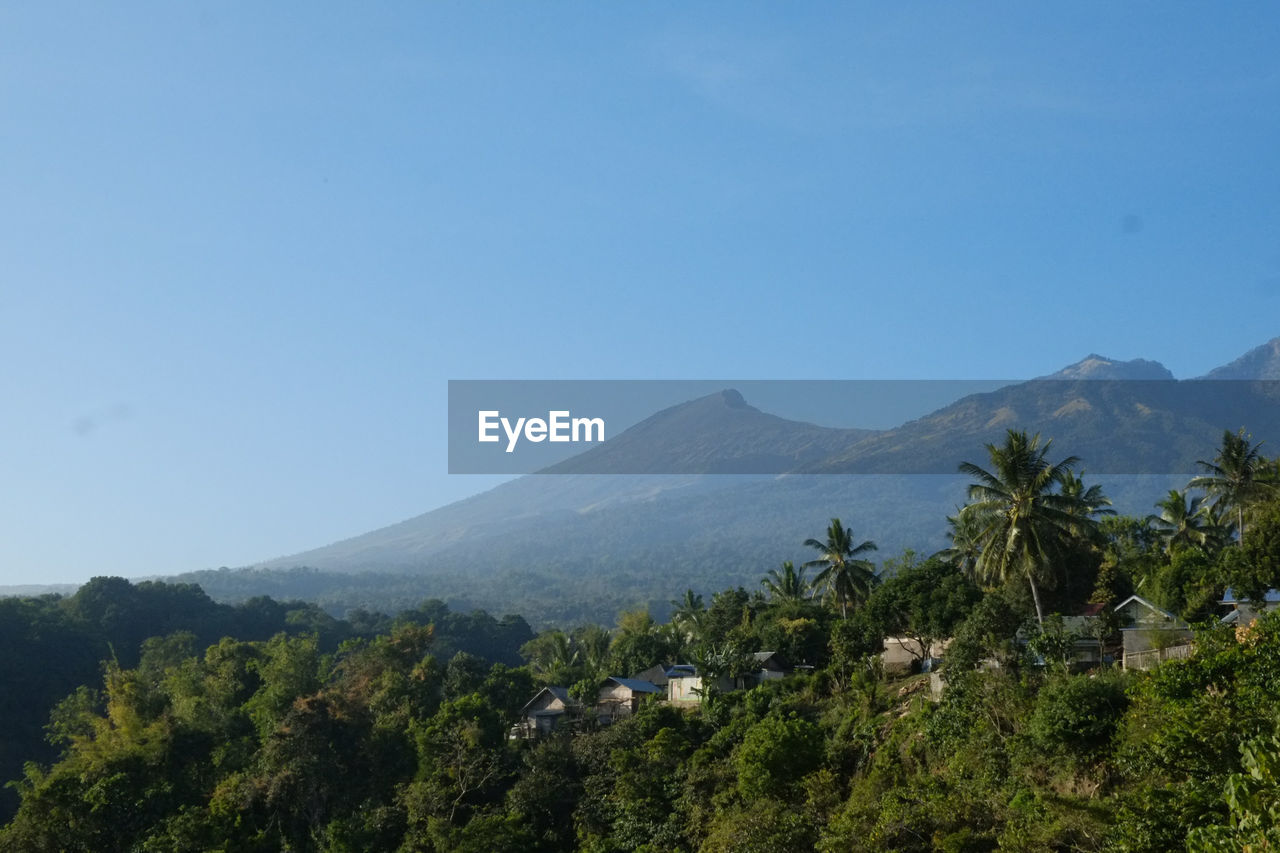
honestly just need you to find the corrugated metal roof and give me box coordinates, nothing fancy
[1221,588,1280,604]
[753,650,788,668]
[1113,594,1177,622]
[607,677,662,693]
[521,686,572,713]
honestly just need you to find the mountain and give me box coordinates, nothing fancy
[806,377,1280,475]
[542,388,878,474]
[179,339,1280,625]
[1200,336,1280,379]
[250,390,881,573]
[1040,354,1175,381]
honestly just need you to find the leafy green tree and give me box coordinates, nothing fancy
[944,589,1025,673]
[862,556,980,666]
[1187,734,1280,852]
[958,430,1092,624]
[243,632,323,737]
[735,712,824,801]
[1222,495,1280,601]
[445,652,490,700]
[757,609,827,667]
[701,799,819,853]
[403,693,510,837]
[1025,614,1080,672]
[503,737,582,851]
[610,609,678,677]
[804,518,878,619]
[700,588,757,647]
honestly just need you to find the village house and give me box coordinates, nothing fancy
[511,686,577,739]
[1059,602,1120,669]
[594,677,662,723]
[629,663,673,689]
[751,650,791,681]
[1112,594,1193,670]
[665,652,792,704]
[881,637,951,674]
[1219,588,1280,631]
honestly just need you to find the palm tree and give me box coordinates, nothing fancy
[1146,489,1212,552]
[1201,499,1239,553]
[572,624,613,676]
[1057,469,1116,539]
[803,518,878,619]
[521,630,580,681]
[669,589,707,645]
[761,560,810,603]
[958,430,1092,625]
[935,509,983,575]
[1188,429,1276,544]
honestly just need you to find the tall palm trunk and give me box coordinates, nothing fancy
[1027,574,1045,625]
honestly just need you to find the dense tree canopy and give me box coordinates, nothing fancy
[2,429,1279,850]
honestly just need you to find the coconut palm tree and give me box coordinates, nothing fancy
[1188,429,1276,544]
[1147,489,1212,552]
[520,630,580,682]
[1057,469,1116,538]
[803,518,878,619]
[572,624,613,677]
[761,560,810,603]
[958,430,1092,625]
[935,509,983,575]
[1194,499,1239,556]
[669,589,707,645]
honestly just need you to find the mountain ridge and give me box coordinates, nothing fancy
[1200,336,1280,380]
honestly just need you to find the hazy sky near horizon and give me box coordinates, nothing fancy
[2,4,1279,584]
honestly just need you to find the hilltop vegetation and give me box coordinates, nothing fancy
[1,428,1279,850]
[0,581,532,823]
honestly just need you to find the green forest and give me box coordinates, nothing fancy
[3,428,1280,851]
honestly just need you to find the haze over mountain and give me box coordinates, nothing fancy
[172,339,1280,624]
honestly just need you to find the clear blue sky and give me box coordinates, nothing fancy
[2,4,1278,584]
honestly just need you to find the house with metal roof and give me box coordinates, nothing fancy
[595,677,662,723]
[511,686,578,739]
[665,652,793,704]
[1219,588,1280,629]
[1113,594,1193,670]
[665,665,734,704]
[629,663,674,688]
